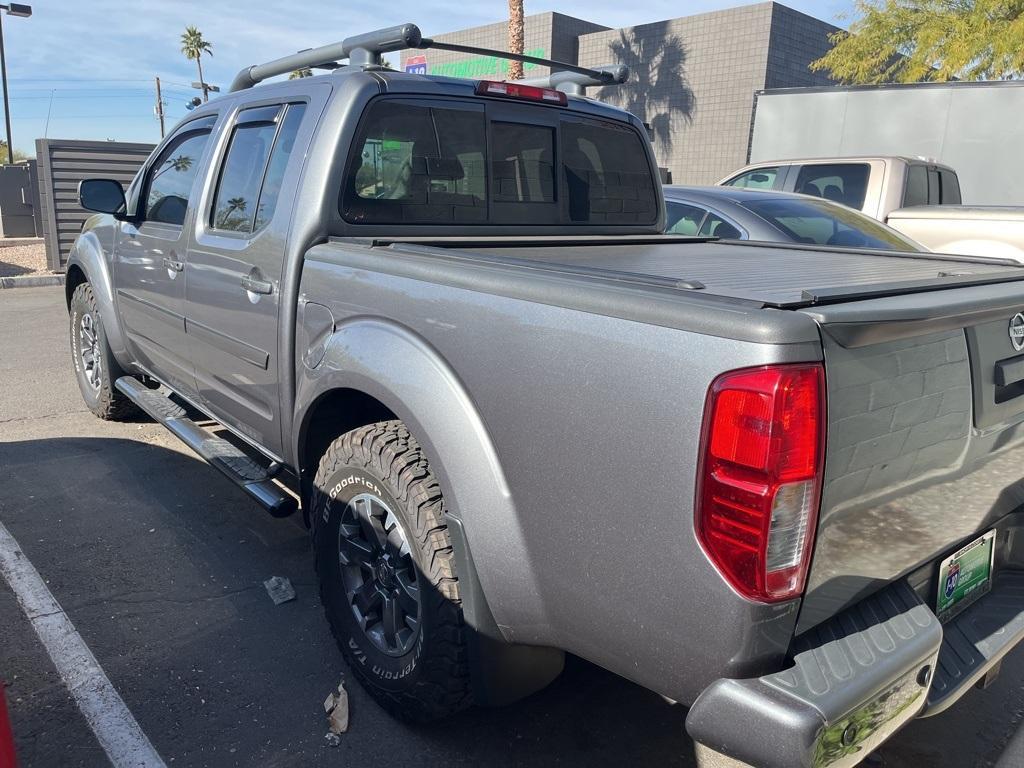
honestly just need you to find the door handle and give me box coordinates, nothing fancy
[162,257,184,272]
[241,274,273,295]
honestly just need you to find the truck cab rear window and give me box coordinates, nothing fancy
[340,98,656,226]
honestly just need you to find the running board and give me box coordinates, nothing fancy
[115,377,297,518]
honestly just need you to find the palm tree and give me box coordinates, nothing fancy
[151,154,193,181]
[181,26,213,102]
[507,0,524,80]
[597,23,696,162]
[218,196,248,228]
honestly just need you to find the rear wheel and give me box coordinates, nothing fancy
[69,283,137,421]
[312,421,472,721]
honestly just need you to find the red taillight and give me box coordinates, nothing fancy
[696,364,825,603]
[475,80,568,106]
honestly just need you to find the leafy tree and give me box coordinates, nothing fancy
[181,26,214,101]
[507,0,524,80]
[813,0,1024,83]
[289,67,313,79]
[0,141,30,163]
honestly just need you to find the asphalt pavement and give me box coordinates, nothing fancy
[2,286,1024,768]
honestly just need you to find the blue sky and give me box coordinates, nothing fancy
[10,0,854,152]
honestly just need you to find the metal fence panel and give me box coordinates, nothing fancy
[35,138,155,271]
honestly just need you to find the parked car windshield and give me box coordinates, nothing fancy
[739,196,921,250]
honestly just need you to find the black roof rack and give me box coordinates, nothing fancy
[228,23,629,94]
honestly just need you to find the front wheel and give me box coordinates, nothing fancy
[311,421,472,722]
[69,283,137,421]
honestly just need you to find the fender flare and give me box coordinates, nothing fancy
[294,317,544,641]
[295,317,564,703]
[66,229,130,367]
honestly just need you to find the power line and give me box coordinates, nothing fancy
[6,93,192,100]
[7,77,197,87]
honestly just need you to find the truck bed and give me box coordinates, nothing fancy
[367,236,1024,308]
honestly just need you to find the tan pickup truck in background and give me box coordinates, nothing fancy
[720,156,1024,260]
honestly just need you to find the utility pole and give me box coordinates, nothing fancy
[0,10,12,163]
[154,76,165,138]
[0,4,31,165]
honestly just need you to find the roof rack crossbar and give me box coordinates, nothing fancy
[229,22,631,94]
[514,65,629,95]
[229,23,423,92]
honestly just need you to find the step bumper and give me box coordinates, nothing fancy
[686,581,940,768]
[688,571,1024,767]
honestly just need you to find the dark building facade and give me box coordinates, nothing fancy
[401,2,838,184]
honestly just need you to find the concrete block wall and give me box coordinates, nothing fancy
[764,3,838,90]
[578,3,774,184]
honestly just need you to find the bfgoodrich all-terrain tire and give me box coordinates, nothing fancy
[312,421,472,722]
[69,282,138,421]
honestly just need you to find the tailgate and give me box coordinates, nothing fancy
[798,280,1024,632]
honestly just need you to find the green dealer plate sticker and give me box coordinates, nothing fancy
[936,530,995,623]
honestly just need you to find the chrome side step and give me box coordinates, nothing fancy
[115,376,297,518]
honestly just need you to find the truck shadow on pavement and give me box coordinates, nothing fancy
[0,435,693,767]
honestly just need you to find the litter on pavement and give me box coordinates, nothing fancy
[263,576,296,605]
[324,679,349,742]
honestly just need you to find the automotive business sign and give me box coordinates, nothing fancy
[402,49,547,78]
[405,55,427,75]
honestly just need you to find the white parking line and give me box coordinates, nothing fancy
[0,520,166,768]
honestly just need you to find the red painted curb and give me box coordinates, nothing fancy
[0,681,15,768]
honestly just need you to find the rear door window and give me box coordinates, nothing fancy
[211,103,307,233]
[794,163,870,209]
[698,213,743,240]
[724,167,780,190]
[253,104,307,229]
[211,106,278,232]
[665,201,707,235]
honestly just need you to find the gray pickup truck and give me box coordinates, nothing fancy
[66,25,1024,768]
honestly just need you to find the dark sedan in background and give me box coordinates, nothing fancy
[664,185,926,251]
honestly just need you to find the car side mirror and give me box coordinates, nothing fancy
[79,178,127,217]
[750,173,769,183]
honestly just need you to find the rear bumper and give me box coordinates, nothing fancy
[687,572,1024,768]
